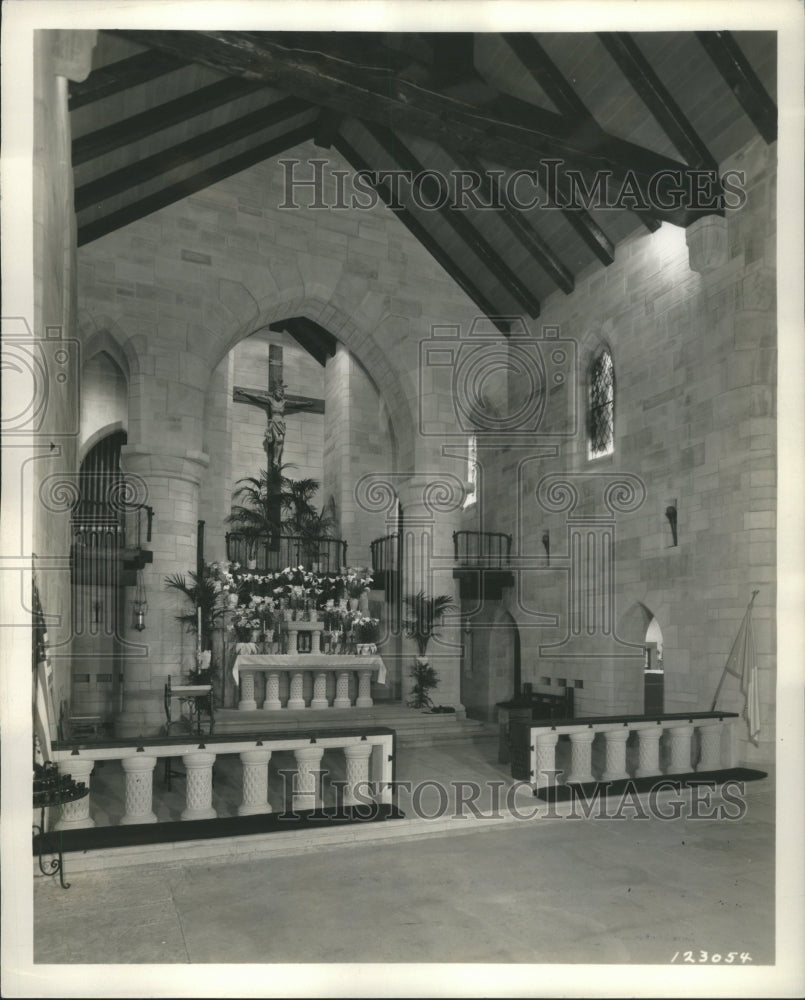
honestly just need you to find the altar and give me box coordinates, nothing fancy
[232,653,387,711]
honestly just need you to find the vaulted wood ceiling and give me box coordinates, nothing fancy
[71,30,777,331]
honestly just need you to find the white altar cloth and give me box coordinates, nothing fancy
[233,654,387,687]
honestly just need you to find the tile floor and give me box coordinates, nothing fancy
[33,737,775,968]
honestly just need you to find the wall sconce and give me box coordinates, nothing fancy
[132,570,147,631]
[665,501,678,547]
[542,530,550,566]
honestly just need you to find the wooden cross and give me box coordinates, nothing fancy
[233,345,324,468]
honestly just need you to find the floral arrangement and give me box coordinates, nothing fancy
[344,567,373,599]
[201,561,380,652]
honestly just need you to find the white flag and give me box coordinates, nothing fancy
[720,595,760,744]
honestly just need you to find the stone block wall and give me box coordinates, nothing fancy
[475,136,776,764]
[76,141,477,726]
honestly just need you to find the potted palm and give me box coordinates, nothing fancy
[403,591,456,710]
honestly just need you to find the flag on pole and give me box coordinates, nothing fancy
[712,591,760,744]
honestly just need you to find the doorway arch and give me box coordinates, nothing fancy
[461,606,520,722]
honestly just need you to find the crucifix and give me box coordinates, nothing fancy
[233,345,325,468]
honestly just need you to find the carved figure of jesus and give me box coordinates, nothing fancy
[236,383,312,468]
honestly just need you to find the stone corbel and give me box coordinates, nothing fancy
[686,215,728,275]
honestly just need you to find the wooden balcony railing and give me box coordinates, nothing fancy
[225,532,347,574]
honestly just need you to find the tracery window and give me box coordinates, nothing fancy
[588,349,615,459]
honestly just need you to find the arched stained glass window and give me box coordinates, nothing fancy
[588,349,615,459]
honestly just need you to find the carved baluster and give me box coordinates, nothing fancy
[311,672,329,709]
[180,751,217,820]
[55,759,95,830]
[566,731,595,784]
[696,722,723,772]
[533,731,559,788]
[120,755,158,824]
[356,669,373,708]
[334,671,352,709]
[263,671,281,710]
[292,746,324,812]
[286,628,299,655]
[288,672,306,710]
[239,671,257,712]
[601,728,630,781]
[635,726,663,778]
[311,628,321,654]
[666,724,693,773]
[238,749,272,816]
[343,743,373,806]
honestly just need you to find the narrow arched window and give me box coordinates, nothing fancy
[463,433,477,508]
[588,349,615,459]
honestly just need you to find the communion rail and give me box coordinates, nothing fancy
[44,728,395,832]
[225,532,348,573]
[511,711,740,788]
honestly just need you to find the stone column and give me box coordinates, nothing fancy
[566,731,596,784]
[181,751,217,820]
[238,671,257,712]
[115,447,210,738]
[286,628,299,655]
[600,728,630,782]
[263,671,282,710]
[356,669,373,708]
[238,748,272,816]
[666,724,694,774]
[343,742,373,806]
[311,672,329,709]
[288,672,306,710]
[696,722,723,772]
[334,671,352,708]
[54,759,95,830]
[635,726,663,778]
[120,755,158,824]
[311,629,321,654]
[293,746,324,812]
[533,731,559,788]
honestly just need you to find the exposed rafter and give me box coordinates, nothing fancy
[364,123,541,317]
[68,49,188,110]
[696,31,777,145]
[113,29,707,225]
[313,108,343,149]
[503,33,663,236]
[448,148,574,295]
[77,122,313,245]
[270,317,337,367]
[334,135,510,334]
[597,33,718,169]
[75,96,310,213]
[72,76,267,166]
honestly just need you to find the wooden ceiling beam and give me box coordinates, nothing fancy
[696,31,777,145]
[113,30,705,225]
[365,123,541,317]
[334,136,511,334]
[68,49,189,110]
[449,149,575,294]
[72,76,266,166]
[598,33,718,169]
[75,97,310,213]
[503,33,664,237]
[313,108,344,149]
[271,317,337,367]
[77,121,313,245]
